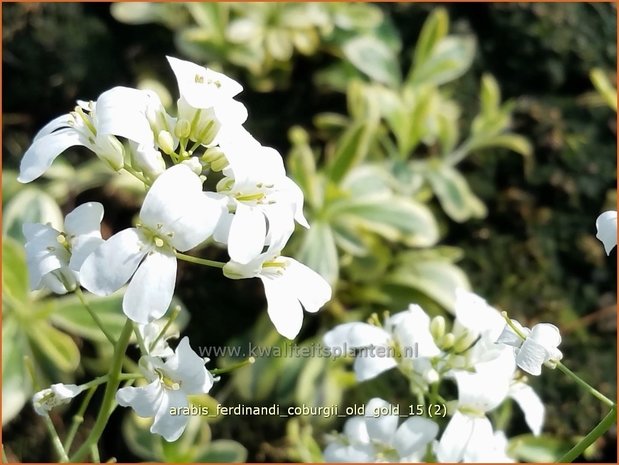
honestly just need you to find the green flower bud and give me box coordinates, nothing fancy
[439,333,455,350]
[453,332,478,354]
[174,119,191,139]
[430,316,446,340]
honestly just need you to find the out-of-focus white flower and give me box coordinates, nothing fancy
[323,305,441,382]
[138,321,178,358]
[167,56,248,146]
[24,202,104,294]
[497,321,563,376]
[224,245,331,340]
[32,383,84,416]
[324,398,438,462]
[116,337,214,442]
[437,419,514,463]
[595,210,617,255]
[80,164,226,323]
[213,128,308,264]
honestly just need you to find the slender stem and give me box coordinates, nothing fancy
[90,445,100,463]
[556,362,616,408]
[69,320,134,462]
[558,405,617,462]
[75,288,116,345]
[132,323,147,355]
[210,357,255,375]
[64,386,97,453]
[148,306,181,353]
[175,252,225,269]
[122,164,149,185]
[2,445,8,463]
[43,415,70,462]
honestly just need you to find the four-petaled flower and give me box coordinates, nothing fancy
[80,164,226,323]
[116,337,214,442]
[24,202,104,294]
[32,383,85,416]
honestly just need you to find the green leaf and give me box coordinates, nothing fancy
[413,8,449,68]
[330,196,439,247]
[327,120,376,183]
[590,68,617,112]
[408,36,476,87]
[2,318,31,425]
[480,73,501,116]
[509,434,573,462]
[342,35,401,87]
[387,259,470,312]
[425,163,487,222]
[296,221,339,285]
[26,322,80,373]
[111,3,160,24]
[469,133,533,158]
[3,188,64,241]
[2,236,29,304]
[195,440,248,462]
[287,126,321,209]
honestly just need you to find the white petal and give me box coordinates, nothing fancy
[96,86,154,145]
[509,382,545,436]
[140,164,224,251]
[353,356,397,382]
[32,114,72,142]
[228,203,267,264]
[80,228,148,295]
[323,443,374,462]
[323,323,391,350]
[389,304,441,358]
[212,209,234,245]
[496,321,527,348]
[116,380,163,418]
[152,389,189,442]
[123,250,177,324]
[515,338,546,376]
[454,288,505,339]
[261,275,304,339]
[434,410,474,462]
[364,398,399,444]
[529,323,561,350]
[343,416,370,444]
[282,258,331,313]
[19,129,86,183]
[394,416,439,459]
[452,369,509,412]
[64,202,104,237]
[167,56,243,106]
[596,210,617,255]
[50,383,84,400]
[461,416,496,462]
[164,337,214,394]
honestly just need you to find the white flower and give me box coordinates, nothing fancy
[323,305,441,382]
[436,355,543,462]
[213,128,308,264]
[224,249,331,340]
[23,202,104,294]
[80,164,226,323]
[138,321,178,358]
[116,337,214,442]
[595,210,617,255]
[497,321,563,376]
[32,383,84,416]
[18,100,123,183]
[324,398,438,462]
[167,56,248,146]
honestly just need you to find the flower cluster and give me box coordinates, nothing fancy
[323,289,549,462]
[21,56,332,442]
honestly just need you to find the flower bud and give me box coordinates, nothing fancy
[96,134,125,171]
[174,119,191,139]
[453,332,478,354]
[430,316,446,340]
[157,130,176,156]
[439,333,455,350]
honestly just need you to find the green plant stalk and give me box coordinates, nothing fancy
[75,287,116,345]
[122,164,149,185]
[175,251,225,268]
[69,320,134,462]
[558,405,617,463]
[90,445,100,463]
[2,445,8,463]
[43,415,70,462]
[555,362,615,408]
[148,306,181,353]
[64,386,97,453]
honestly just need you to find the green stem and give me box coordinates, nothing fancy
[69,320,134,462]
[90,445,100,463]
[64,386,97,453]
[132,323,147,355]
[175,252,225,269]
[75,288,116,345]
[556,362,615,408]
[122,164,149,185]
[43,415,70,462]
[2,445,8,463]
[558,405,617,462]
[210,357,255,375]
[148,306,181,353]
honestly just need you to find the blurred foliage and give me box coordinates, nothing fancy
[2,2,616,463]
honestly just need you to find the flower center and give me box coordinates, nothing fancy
[155,369,181,391]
